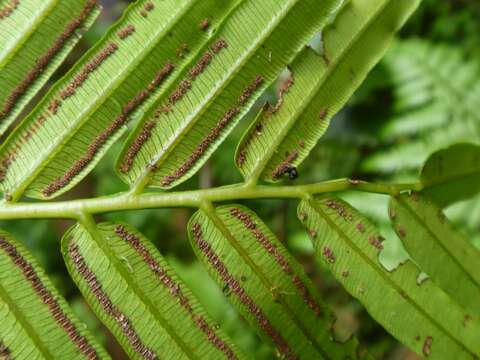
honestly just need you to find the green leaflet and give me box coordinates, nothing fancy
[234,0,420,183]
[116,0,341,190]
[188,204,369,360]
[62,220,245,360]
[362,40,480,174]
[420,143,480,207]
[0,229,109,360]
[0,0,100,136]
[0,0,241,200]
[389,193,480,317]
[298,196,480,359]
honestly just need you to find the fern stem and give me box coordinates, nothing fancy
[0,179,421,220]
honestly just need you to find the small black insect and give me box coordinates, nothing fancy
[282,164,298,180]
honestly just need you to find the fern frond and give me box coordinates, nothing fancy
[188,204,369,359]
[234,0,421,183]
[362,40,480,174]
[0,229,109,359]
[298,196,480,358]
[389,193,480,317]
[63,219,244,360]
[116,0,341,191]
[0,0,100,136]
[0,0,242,200]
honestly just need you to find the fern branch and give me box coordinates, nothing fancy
[0,179,421,220]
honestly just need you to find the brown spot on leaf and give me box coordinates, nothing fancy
[463,314,472,327]
[199,18,210,31]
[356,223,365,234]
[210,38,228,53]
[322,246,336,263]
[368,235,384,251]
[325,199,353,221]
[318,107,329,120]
[189,51,213,78]
[0,340,12,359]
[144,2,154,12]
[423,336,433,357]
[168,80,192,104]
[0,0,19,20]
[60,42,118,100]
[238,76,264,106]
[117,24,135,39]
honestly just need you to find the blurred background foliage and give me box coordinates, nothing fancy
[1,1,479,358]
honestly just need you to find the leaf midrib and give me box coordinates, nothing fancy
[136,0,302,188]
[307,199,477,357]
[251,0,396,181]
[203,207,331,360]
[9,0,198,199]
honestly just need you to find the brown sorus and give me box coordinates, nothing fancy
[210,38,228,53]
[0,0,20,20]
[189,52,213,79]
[120,120,156,174]
[60,42,118,100]
[238,76,264,105]
[117,24,135,40]
[144,2,154,12]
[199,18,210,31]
[322,246,336,263]
[423,336,433,357]
[318,107,329,120]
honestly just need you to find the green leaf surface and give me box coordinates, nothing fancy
[0,229,109,360]
[420,143,480,207]
[234,0,420,183]
[362,40,480,174]
[389,193,480,317]
[0,0,241,200]
[62,219,245,360]
[298,196,480,359]
[188,204,369,360]
[0,0,100,136]
[116,0,341,190]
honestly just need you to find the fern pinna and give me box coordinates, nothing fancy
[1,0,479,359]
